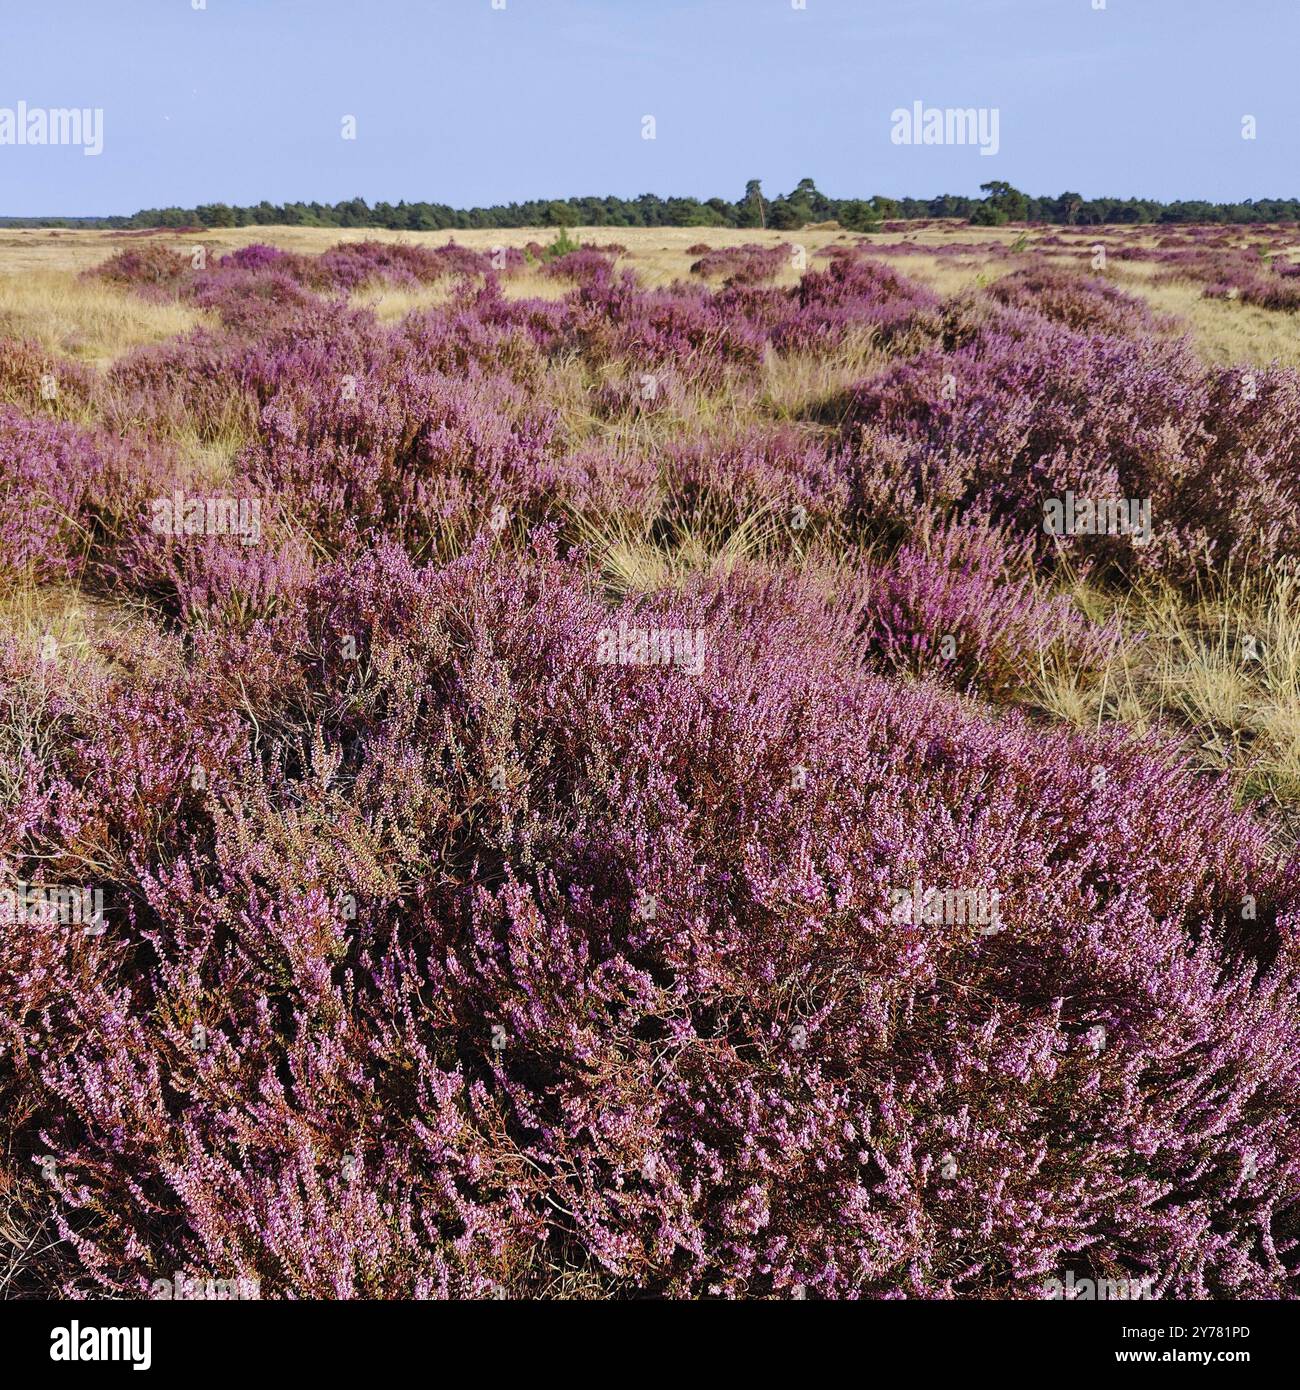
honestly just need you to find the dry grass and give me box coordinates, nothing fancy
[0,221,1025,283]
[0,268,205,365]
[1032,565,1300,829]
[1122,273,1300,368]
[496,270,577,302]
[566,498,780,596]
[889,253,1010,297]
[0,222,1024,374]
[349,280,464,322]
[0,577,140,668]
[761,329,890,422]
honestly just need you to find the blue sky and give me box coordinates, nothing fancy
[0,0,1294,215]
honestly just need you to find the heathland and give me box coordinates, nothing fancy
[2,217,1300,1298]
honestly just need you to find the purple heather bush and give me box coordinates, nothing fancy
[191,267,319,332]
[0,337,96,415]
[394,296,554,389]
[542,246,618,287]
[4,538,1299,1298]
[656,425,849,535]
[239,362,561,552]
[278,239,499,294]
[103,298,390,442]
[0,409,107,582]
[690,242,794,287]
[845,305,1300,582]
[986,263,1170,339]
[219,242,290,273]
[1146,242,1300,311]
[855,520,1116,698]
[311,240,436,291]
[89,242,197,297]
[567,274,770,390]
[0,408,167,584]
[772,254,943,352]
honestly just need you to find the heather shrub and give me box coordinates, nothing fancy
[841,313,1300,582]
[1204,274,1300,312]
[219,243,290,272]
[5,539,1300,1298]
[567,275,769,390]
[309,239,485,292]
[109,504,314,631]
[89,242,197,298]
[1149,243,1300,311]
[103,299,388,442]
[653,425,849,537]
[772,254,942,352]
[0,410,94,582]
[564,423,848,557]
[986,263,1167,338]
[102,328,261,443]
[192,267,319,331]
[690,243,793,286]
[853,520,1115,698]
[0,409,158,583]
[1188,364,1300,568]
[542,247,618,287]
[239,364,561,552]
[394,299,553,389]
[0,337,96,415]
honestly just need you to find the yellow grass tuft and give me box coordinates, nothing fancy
[1031,565,1300,826]
[0,268,205,364]
[566,499,778,596]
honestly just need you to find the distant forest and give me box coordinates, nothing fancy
[4,180,1299,230]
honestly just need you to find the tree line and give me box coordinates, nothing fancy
[5,180,1298,231]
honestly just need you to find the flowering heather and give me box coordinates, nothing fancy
[986,264,1168,339]
[542,246,619,286]
[0,409,167,583]
[772,253,942,351]
[219,242,290,272]
[855,520,1115,698]
[310,238,494,291]
[846,307,1300,581]
[4,539,1300,1299]
[239,363,561,551]
[653,425,849,534]
[0,337,95,414]
[89,241,196,296]
[191,267,319,331]
[690,242,794,286]
[102,298,390,441]
[0,409,107,582]
[3,229,1300,1303]
[567,274,770,389]
[1142,242,1300,310]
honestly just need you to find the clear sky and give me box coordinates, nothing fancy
[0,0,1294,215]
